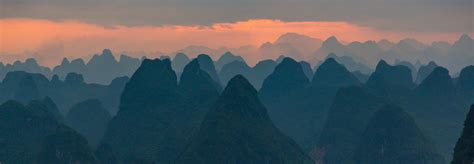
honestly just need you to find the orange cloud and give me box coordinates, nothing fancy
[0,18,468,66]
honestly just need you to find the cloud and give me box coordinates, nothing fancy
[1,0,472,33]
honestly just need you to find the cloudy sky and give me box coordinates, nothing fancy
[0,0,473,65]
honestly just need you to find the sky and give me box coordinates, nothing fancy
[0,0,473,66]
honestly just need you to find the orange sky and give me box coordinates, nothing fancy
[0,18,470,66]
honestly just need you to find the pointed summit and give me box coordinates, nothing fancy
[416,61,439,83]
[61,58,70,65]
[197,54,221,85]
[216,51,245,70]
[120,58,177,111]
[458,34,473,43]
[367,60,414,98]
[354,105,445,164]
[177,75,313,164]
[417,67,455,96]
[324,36,340,45]
[375,60,390,71]
[312,57,360,88]
[179,59,222,99]
[100,58,183,163]
[260,57,309,100]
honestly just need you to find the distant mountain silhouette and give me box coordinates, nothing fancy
[316,53,373,74]
[395,60,417,79]
[53,58,87,80]
[260,57,320,151]
[377,39,396,51]
[66,99,111,147]
[197,54,221,85]
[366,60,414,101]
[178,75,313,164]
[451,105,474,164]
[312,58,360,88]
[219,60,252,85]
[250,59,278,89]
[99,58,221,163]
[410,66,468,160]
[52,49,140,85]
[299,61,313,79]
[381,39,427,64]
[172,52,191,75]
[0,58,52,80]
[215,51,245,71]
[275,32,323,57]
[354,105,445,164]
[259,42,304,60]
[315,86,384,164]
[260,57,309,100]
[0,71,126,116]
[416,61,438,83]
[314,36,348,60]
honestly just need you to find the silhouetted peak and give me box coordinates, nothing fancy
[65,72,84,84]
[102,49,114,57]
[61,58,70,65]
[418,67,454,91]
[368,60,414,91]
[427,61,438,67]
[51,75,61,83]
[179,59,221,93]
[88,49,117,65]
[459,65,474,84]
[178,73,313,164]
[173,53,190,62]
[323,57,338,65]
[197,54,212,60]
[223,75,256,97]
[196,54,220,84]
[134,58,176,84]
[325,36,340,44]
[260,57,309,98]
[25,58,38,65]
[398,38,427,50]
[459,34,473,43]
[427,67,450,80]
[124,58,177,96]
[312,57,359,87]
[276,55,286,63]
[70,58,86,65]
[375,60,390,71]
[222,51,234,57]
[416,61,439,83]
